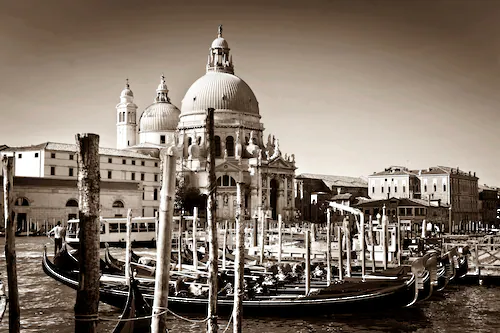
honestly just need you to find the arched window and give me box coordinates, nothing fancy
[226,136,234,157]
[217,175,236,187]
[15,197,29,206]
[66,199,78,207]
[214,136,221,157]
[112,200,125,208]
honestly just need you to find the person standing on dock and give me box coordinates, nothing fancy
[48,221,64,256]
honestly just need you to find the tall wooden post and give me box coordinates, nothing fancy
[125,209,132,285]
[206,108,219,333]
[360,213,366,278]
[151,147,176,333]
[305,230,311,296]
[448,206,452,234]
[382,213,388,270]
[369,216,375,272]
[178,215,183,272]
[396,216,401,266]
[74,133,100,333]
[252,210,258,247]
[345,219,351,278]
[326,208,332,285]
[193,207,198,271]
[222,220,228,271]
[277,214,282,264]
[233,179,244,333]
[3,156,20,333]
[259,209,265,264]
[337,226,343,280]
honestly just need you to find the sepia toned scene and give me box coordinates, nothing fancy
[0,1,499,332]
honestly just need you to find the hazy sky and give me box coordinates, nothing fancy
[1,0,499,186]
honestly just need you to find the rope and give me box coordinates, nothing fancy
[222,310,233,333]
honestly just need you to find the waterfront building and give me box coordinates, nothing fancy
[295,173,368,223]
[354,197,450,235]
[478,184,498,227]
[368,165,480,227]
[0,26,296,230]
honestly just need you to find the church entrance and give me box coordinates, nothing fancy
[270,178,278,220]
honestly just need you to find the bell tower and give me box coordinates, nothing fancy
[116,79,138,149]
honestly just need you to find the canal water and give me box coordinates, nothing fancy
[1,237,499,333]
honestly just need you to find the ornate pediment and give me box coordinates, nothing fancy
[215,160,243,173]
[267,156,295,170]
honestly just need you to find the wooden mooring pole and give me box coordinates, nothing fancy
[259,209,265,265]
[233,178,245,333]
[125,209,132,285]
[193,207,198,271]
[305,229,311,295]
[206,108,219,333]
[223,220,228,271]
[337,226,343,280]
[326,208,332,285]
[151,147,176,333]
[3,156,20,333]
[74,133,100,333]
[278,214,282,264]
[369,216,375,272]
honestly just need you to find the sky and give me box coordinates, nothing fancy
[1,0,499,186]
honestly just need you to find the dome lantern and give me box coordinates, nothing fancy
[207,24,234,74]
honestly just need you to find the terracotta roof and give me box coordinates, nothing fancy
[4,142,158,160]
[297,173,368,188]
[354,197,449,208]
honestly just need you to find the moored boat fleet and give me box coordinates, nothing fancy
[42,237,470,321]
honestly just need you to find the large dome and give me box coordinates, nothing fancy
[139,102,180,132]
[181,72,259,115]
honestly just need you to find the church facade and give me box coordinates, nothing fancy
[0,26,297,230]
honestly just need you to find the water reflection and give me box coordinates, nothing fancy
[0,237,499,333]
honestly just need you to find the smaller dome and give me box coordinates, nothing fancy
[139,103,180,132]
[120,79,134,97]
[211,37,228,49]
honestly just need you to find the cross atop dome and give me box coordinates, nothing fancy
[207,25,234,74]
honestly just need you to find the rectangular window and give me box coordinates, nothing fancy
[364,209,370,216]
[35,153,39,158]
[69,168,74,177]
[122,159,126,165]
[154,162,158,167]
[381,187,384,193]
[18,153,22,158]
[50,166,55,176]
[108,170,112,179]
[434,184,437,192]
[399,208,405,216]
[406,208,413,216]
[108,158,112,163]
[69,154,74,160]
[132,160,136,165]
[153,208,158,217]
[424,185,427,192]
[395,186,398,193]
[154,174,158,182]
[153,188,158,201]
[51,153,56,158]
[141,161,145,166]
[160,135,166,144]
[109,223,119,233]
[142,208,145,217]
[131,173,135,181]
[141,173,145,181]
[372,187,375,194]
[403,186,406,193]
[142,188,145,200]
[443,184,447,191]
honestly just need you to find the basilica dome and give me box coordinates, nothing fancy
[181,72,259,116]
[139,103,180,132]
[139,75,180,133]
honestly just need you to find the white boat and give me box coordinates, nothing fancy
[65,216,158,248]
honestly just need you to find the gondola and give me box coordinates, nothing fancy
[43,246,420,317]
[104,246,156,277]
[111,278,152,333]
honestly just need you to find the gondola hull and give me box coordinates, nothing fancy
[43,248,418,317]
